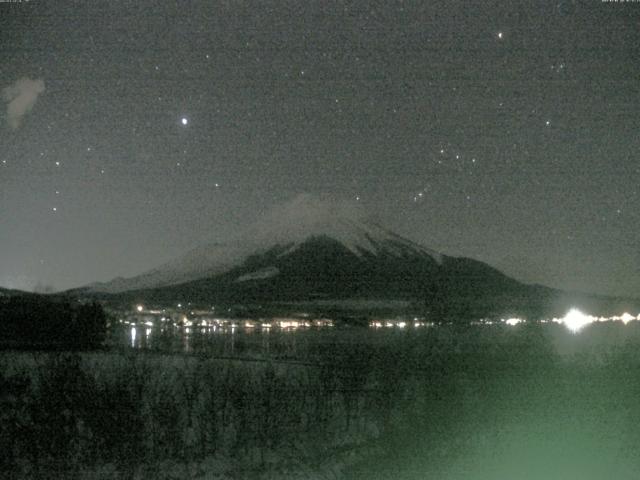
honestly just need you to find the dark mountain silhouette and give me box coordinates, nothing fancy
[71,196,638,319]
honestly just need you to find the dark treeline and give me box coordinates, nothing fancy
[0,295,106,349]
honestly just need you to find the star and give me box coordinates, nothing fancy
[497,32,504,39]
[181,117,188,126]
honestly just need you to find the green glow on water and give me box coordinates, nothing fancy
[442,420,638,480]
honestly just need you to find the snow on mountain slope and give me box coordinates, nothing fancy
[235,266,280,283]
[246,194,443,260]
[88,242,252,293]
[88,194,443,294]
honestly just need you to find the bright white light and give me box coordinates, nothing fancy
[136,305,144,312]
[620,312,634,325]
[563,308,592,333]
[505,317,523,326]
[497,32,503,39]
[181,117,188,126]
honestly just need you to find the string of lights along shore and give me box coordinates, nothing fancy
[1,1,638,298]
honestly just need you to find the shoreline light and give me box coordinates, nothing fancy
[562,308,592,333]
[504,317,523,326]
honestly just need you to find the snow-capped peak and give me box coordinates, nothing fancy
[87,194,442,293]
[246,194,441,259]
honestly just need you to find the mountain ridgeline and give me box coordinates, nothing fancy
[77,197,638,320]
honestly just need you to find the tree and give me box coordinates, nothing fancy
[0,295,106,349]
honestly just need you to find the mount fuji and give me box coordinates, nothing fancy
[78,194,562,318]
[89,195,446,294]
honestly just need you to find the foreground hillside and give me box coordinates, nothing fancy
[4,324,640,479]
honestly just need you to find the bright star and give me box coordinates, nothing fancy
[497,32,503,39]
[181,117,188,126]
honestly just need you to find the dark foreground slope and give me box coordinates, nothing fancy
[5,324,640,479]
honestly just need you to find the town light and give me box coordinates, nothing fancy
[563,308,591,333]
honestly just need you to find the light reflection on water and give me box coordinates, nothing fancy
[120,321,369,358]
[117,310,640,358]
[130,326,136,348]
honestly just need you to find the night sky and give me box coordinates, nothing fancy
[1,1,638,297]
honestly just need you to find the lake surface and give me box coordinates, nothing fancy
[112,318,640,360]
[114,322,410,359]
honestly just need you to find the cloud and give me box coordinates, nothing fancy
[2,77,45,129]
[248,193,371,245]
